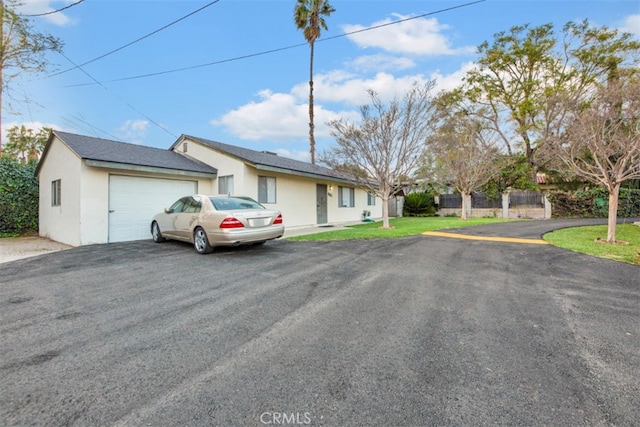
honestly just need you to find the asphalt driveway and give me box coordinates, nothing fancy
[1,220,638,426]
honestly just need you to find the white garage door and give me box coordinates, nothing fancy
[108,175,197,243]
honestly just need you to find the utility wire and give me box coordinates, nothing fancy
[49,0,222,79]
[65,0,486,88]
[58,51,178,139]
[19,0,85,17]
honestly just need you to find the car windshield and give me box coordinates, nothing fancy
[210,196,264,211]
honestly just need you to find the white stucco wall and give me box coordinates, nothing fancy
[176,138,383,228]
[39,136,215,246]
[38,137,83,246]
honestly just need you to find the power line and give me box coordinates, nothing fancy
[64,0,486,88]
[49,0,222,79]
[19,0,85,17]
[58,51,178,139]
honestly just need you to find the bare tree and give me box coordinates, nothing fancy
[322,82,436,228]
[554,75,640,243]
[428,113,501,220]
[1,0,62,153]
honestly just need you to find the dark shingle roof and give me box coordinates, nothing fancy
[49,131,217,175]
[183,135,352,181]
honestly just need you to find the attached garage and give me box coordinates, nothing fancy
[37,131,217,247]
[108,175,198,242]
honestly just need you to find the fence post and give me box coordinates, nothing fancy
[544,194,551,219]
[502,192,510,219]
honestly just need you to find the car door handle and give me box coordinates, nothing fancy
[109,210,115,213]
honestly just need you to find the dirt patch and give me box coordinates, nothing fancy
[0,236,72,264]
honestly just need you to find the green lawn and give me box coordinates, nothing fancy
[543,224,640,265]
[286,217,514,241]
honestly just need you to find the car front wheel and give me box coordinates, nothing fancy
[151,221,165,243]
[193,227,214,254]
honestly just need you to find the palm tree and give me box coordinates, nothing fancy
[294,0,335,165]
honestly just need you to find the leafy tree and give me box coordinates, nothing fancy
[553,74,640,243]
[294,0,335,165]
[2,125,50,161]
[481,154,538,200]
[440,20,640,173]
[322,82,437,228]
[428,113,500,220]
[1,0,62,154]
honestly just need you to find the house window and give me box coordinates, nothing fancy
[218,175,234,195]
[51,179,61,206]
[182,142,188,153]
[258,176,276,204]
[367,192,376,206]
[338,186,354,208]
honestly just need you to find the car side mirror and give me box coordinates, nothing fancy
[164,207,173,214]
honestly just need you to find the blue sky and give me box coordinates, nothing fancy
[5,0,640,161]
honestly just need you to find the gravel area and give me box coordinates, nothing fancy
[0,236,72,264]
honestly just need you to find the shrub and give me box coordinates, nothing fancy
[403,192,436,217]
[0,157,39,234]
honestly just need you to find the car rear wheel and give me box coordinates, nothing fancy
[151,221,165,243]
[193,227,214,254]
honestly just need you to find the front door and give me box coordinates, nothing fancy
[316,184,328,224]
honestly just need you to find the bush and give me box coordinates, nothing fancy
[548,188,640,218]
[403,192,436,217]
[0,157,39,234]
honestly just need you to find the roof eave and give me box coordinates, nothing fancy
[255,164,356,185]
[84,159,217,178]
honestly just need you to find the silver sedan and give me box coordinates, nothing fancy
[151,195,284,254]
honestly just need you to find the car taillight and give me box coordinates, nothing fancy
[273,214,283,225]
[219,217,244,229]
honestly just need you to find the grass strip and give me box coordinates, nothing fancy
[543,224,640,265]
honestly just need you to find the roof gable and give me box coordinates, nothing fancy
[180,135,352,182]
[38,131,217,176]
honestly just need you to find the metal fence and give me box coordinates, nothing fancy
[439,194,462,208]
[471,193,502,208]
[438,191,544,209]
[509,191,544,207]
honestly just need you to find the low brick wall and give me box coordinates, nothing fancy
[438,206,546,219]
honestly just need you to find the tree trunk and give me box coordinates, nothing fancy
[460,192,469,220]
[382,196,390,228]
[308,41,315,165]
[606,183,621,243]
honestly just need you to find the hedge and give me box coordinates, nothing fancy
[0,157,39,234]
[548,188,640,218]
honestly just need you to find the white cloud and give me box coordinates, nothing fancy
[429,61,477,93]
[17,1,76,26]
[118,119,149,144]
[620,14,640,37]
[292,71,432,106]
[343,15,474,56]
[212,90,352,141]
[346,54,416,72]
[213,62,476,144]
